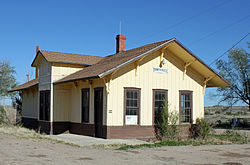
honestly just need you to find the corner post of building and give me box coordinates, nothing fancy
[37,87,40,133]
[50,83,54,135]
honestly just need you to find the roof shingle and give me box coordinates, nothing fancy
[32,50,104,66]
[9,79,38,92]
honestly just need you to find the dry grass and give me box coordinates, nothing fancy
[0,125,80,147]
[0,125,44,139]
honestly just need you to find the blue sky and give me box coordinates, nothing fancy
[0,0,249,106]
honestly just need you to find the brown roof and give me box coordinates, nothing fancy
[32,50,104,66]
[9,79,38,92]
[10,37,230,91]
[55,39,174,84]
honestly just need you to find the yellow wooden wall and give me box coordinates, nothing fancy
[21,88,38,119]
[53,79,107,124]
[51,65,83,82]
[106,49,204,126]
[49,62,88,122]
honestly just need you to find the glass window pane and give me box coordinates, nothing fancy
[131,100,134,107]
[156,93,159,100]
[181,94,185,101]
[159,93,162,100]
[133,100,137,107]
[185,101,190,108]
[126,100,129,107]
[162,93,166,100]
[126,109,129,115]
[134,91,137,99]
[181,101,184,108]
[185,94,190,100]
[127,91,131,99]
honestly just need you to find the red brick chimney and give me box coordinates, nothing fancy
[116,34,126,53]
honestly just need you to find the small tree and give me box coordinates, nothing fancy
[156,100,179,140]
[11,93,22,125]
[0,60,17,98]
[216,45,249,109]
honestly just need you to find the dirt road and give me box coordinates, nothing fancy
[0,133,249,165]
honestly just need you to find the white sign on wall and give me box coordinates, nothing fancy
[153,67,168,74]
[125,115,138,125]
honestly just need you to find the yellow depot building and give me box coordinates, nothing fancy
[10,35,229,139]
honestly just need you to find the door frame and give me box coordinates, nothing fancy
[94,87,103,138]
[39,90,50,121]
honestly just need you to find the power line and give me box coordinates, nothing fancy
[209,32,250,66]
[128,0,232,47]
[191,14,250,44]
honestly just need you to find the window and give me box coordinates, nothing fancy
[39,90,50,121]
[180,91,192,123]
[81,88,90,123]
[153,90,168,124]
[124,88,140,125]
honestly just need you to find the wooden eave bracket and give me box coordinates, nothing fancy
[103,75,111,94]
[159,47,168,67]
[86,80,93,89]
[183,59,196,80]
[73,81,78,87]
[202,76,215,94]
[134,56,146,76]
[134,61,139,76]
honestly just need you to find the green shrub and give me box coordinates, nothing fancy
[193,118,211,140]
[204,110,210,115]
[155,100,179,140]
[215,110,221,114]
[225,111,232,115]
[222,129,248,143]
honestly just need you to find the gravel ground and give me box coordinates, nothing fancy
[0,133,249,165]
